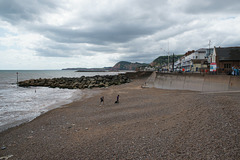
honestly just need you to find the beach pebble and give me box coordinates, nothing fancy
[1,146,6,150]
[0,155,13,160]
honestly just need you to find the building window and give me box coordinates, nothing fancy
[224,64,231,68]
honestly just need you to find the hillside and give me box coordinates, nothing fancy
[151,55,183,67]
[111,61,148,71]
[63,55,184,71]
[62,67,111,71]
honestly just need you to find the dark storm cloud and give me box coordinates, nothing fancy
[0,0,62,24]
[34,42,82,57]
[182,0,240,14]
[0,0,240,66]
[34,42,96,57]
[117,52,157,63]
[0,0,171,44]
[86,45,118,53]
[35,46,96,57]
[40,24,162,44]
[0,0,173,61]
[35,48,70,57]
[31,23,163,58]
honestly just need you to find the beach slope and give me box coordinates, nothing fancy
[1,78,240,159]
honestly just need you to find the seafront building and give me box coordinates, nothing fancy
[175,48,212,72]
[140,46,240,74]
[173,46,240,74]
[210,46,240,74]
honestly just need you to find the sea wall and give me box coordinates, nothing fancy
[146,72,240,92]
[125,71,153,79]
[19,74,130,89]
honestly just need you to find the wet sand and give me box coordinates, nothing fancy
[1,78,240,159]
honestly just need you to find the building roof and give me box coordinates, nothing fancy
[184,50,195,56]
[215,47,240,61]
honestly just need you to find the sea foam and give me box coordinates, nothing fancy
[0,84,82,132]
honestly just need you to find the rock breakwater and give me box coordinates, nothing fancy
[18,74,130,89]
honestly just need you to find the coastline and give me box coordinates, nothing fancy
[1,78,240,159]
[0,87,102,134]
[0,70,127,133]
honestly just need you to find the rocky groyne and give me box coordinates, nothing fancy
[18,74,130,89]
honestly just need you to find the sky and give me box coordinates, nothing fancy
[0,0,240,70]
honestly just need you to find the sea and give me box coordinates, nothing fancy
[0,70,122,132]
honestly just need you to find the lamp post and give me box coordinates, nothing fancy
[172,53,175,72]
[16,72,18,86]
[168,41,169,72]
[160,48,169,72]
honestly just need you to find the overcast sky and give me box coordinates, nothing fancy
[0,0,240,69]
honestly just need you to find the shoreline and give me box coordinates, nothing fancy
[0,87,102,134]
[1,71,148,133]
[0,78,142,135]
[1,78,240,159]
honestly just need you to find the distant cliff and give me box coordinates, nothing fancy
[62,61,148,71]
[62,67,112,71]
[111,61,148,71]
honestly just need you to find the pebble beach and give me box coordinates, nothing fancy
[0,78,240,159]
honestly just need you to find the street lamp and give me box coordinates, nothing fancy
[160,48,170,72]
[16,72,18,86]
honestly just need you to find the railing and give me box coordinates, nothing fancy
[158,68,240,76]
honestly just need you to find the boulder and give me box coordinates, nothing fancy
[18,74,131,89]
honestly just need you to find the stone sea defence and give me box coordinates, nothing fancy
[18,74,130,89]
[146,72,240,92]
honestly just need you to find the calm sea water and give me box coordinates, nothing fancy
[0,70,121,132]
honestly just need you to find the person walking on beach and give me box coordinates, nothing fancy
[100,96,104,106]
[115,95,120,104]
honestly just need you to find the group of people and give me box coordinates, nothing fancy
[232,66,240,76]
[99,95,119,106]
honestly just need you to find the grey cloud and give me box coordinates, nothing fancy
[33,20,168,45]
[35,47,95,57]
[118,52,158,64]
[1,0,240,66]
[0,0,175,60]
[35,48,71,57]
[182,0,240,14]
[0,0,63,24]
[14,0,173,45]
[86,45,118,53]
[34,42,96,57]
[46,44,79,51]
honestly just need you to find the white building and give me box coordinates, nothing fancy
[175,48,213,72]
